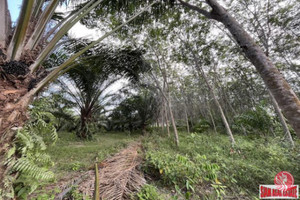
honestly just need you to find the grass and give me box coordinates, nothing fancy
[47,131,140,179]
[33,129,300,200]
[141,130,300,199]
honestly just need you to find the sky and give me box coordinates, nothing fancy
[8,0,23,22]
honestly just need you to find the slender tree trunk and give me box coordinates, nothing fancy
[150,70,178,145]
[149,44,179,145]
[167,93,179,146]
[184,105,190,134]
[197,65,235,145]
[179,0,300,138]
[208,109,217,134]
[189,51,235,144]
[209,89,235,145]
[142,124,147,136]
[178,89,190,134]
[165,102,170,137]
[161,104,165,133]
[268,90,294,147]
[214,76,248,136]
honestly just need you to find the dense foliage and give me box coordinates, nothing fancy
[109,89,159,133]
[1,0,299,199]
[141,131,300,199]
[5,101,58,199]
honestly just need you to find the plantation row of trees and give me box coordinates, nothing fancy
[0,0,299,198]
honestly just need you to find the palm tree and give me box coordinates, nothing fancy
[0,0,156,191]
[57,45,150,138]
[58,69,117,139]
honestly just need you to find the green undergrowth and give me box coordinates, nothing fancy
[48,131,140,178]
[30,131,140,199]
[141,131,300,199]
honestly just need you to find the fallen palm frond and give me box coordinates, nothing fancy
[78,143,146,200]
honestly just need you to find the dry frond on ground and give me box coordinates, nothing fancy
[77,143,146,199]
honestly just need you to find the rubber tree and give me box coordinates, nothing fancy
[0,0,157,194]
[151,69,179,146]
[190,49,236,145]
[177,0,300,138]
[219,0,295,145]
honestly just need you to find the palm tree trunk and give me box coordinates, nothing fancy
[0,84,34,195]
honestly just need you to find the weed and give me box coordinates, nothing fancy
[142,131,300,199]
[133,184,165,200]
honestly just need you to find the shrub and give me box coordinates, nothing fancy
[142,132,300,198]
[5,109,58,199]
[192,119,211,133]
[143,149,220,198]
[134,184,164,200]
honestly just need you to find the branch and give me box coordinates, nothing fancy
[30,1,158,95]
[178,0,212,19]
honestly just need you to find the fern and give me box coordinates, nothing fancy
[6,107,58,199]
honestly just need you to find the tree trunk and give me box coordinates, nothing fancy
[208,109,217,134]
[164,102,170,137]
[184,104,190,134]
[0,78,34,197]
[268,90,294,147]
[189,51,235,144]
[180,0,300,138]
[167,94,179,146]
[161,104,165,133]
[197,65,235,145]
[79,107,93,139]
[0,0,11,48]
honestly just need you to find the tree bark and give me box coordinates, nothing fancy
[0,79,34,197]
[184,105,190,134]
[268,90,294,147]
[150,70,179,145]
[179,0,300,138]
[200,69,235,145]
[208,108,217,134]
[161,101,165,133]
[0,0,11,48]
[189,48,235,144]
[164,102,170,137]
[167,93,179,146]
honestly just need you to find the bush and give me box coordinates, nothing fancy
[142,132,300,198]
[192,119,211,133]
[143,145,220,198]
[133,184,164,200]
